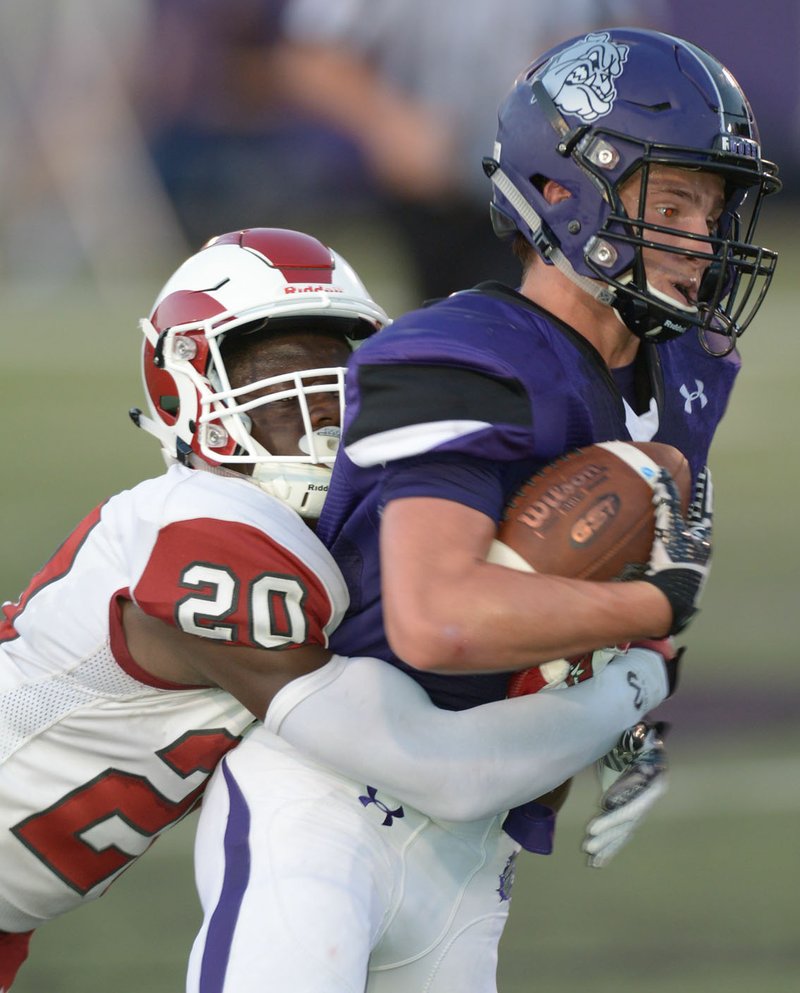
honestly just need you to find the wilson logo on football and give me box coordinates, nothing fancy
[570,493,620,546]
[514,463,607,535]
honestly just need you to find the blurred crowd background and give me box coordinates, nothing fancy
[1,0,796,304]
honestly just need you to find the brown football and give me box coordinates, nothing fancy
[487,441,692,581]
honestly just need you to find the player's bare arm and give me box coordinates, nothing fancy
[381,496,672,672]
[120,600,331,719]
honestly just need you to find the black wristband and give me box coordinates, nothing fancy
[641,570,700,635]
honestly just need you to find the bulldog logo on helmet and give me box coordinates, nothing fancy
[539,32,628,123]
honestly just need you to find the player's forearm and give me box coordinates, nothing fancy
[385,568,672,673]
[264,649,669,821]
[381,497,672,673]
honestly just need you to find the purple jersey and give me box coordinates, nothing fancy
[317,283,739,709]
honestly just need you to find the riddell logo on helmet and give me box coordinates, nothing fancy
[720,134,760,159]
[284,285,344,294]
[662,319,689,332]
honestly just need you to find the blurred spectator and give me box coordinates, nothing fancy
[0,0,187,284]
[132,0,378,247]
[278,0,674,299]
[133,1,674,299]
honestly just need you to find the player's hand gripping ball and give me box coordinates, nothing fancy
[490,441,691,697]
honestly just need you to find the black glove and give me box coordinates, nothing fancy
[641,466,713,635]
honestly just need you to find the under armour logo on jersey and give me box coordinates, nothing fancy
[359,786,404,826]
[680,380,708,414]
[627,670,644,708]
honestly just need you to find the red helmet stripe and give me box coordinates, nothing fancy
[151,290,227,330]
[208,228,335,284]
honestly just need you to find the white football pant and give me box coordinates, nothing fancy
[187,728,520,993]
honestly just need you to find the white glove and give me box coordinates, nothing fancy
[582,721,669,868]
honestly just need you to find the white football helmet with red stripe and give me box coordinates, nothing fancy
[132,228,389,518]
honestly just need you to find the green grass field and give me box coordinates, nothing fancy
[3,217,799,991]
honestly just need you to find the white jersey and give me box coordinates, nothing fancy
[0,464,348,931]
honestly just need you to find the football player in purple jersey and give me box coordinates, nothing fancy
[319,28,780,708]
[188,28,781,993]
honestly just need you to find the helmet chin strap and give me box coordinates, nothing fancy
[250,462,332,520]
[613,272,697,340]
[186,451,332,520]
[249,429,340,520]
[486,163,616,306]
[615,272,698,316]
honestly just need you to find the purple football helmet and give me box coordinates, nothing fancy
[484,28,781,354]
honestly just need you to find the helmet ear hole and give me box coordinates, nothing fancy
[142,337,184,430]
[530,174,549,194]
[160,395,179,417]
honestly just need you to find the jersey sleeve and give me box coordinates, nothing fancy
[342,293,537,469]
[379,453,508,522]
[132,517,338,650]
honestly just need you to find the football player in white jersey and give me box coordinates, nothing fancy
[0,227,676,990]
[0,226,386,985]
